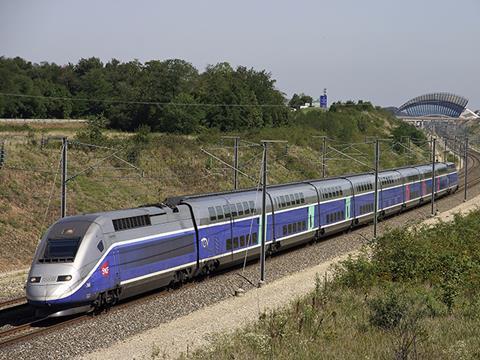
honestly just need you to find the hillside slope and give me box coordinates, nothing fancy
[0,108,428,272]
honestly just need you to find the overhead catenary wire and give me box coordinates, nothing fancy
[40,144,64,236]
[0,92,288,108]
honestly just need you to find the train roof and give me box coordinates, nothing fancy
[165,162,452,207]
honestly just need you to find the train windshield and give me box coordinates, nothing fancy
[43,238,81,261]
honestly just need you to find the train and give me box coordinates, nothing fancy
[26,162,458,317]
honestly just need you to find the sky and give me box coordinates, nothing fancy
[1,0,479,109]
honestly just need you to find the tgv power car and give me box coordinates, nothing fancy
[26,162,458,316]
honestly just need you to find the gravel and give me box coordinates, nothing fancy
[1,173,479,360]
[0,269,28,302]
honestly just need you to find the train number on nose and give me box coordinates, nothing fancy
[101,261,110,277]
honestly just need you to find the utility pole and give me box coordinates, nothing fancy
[322,136,327,178]
[260,141,268,285]
[464,136,468,202]
[373,140,379,239]
[0,141,5,169]
[258,140,287,286]
[222,136,240,190]
[312,136,327,178]
[233,137,239,190]
[61,137,68,218]
[431,137,436,216]
[444,137,448,162]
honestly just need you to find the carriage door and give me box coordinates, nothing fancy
[345,197,351,220]
[307,205,315,230]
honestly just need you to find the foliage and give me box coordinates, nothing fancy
[183,210,480,360]
[0,56,290,133]
[289,93,313,109]
[391,122,427,153]
[74,115,109,145]
[329,100,374,112]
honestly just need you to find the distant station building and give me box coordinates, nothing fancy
[398,93,468,118]
[394,92,479,126]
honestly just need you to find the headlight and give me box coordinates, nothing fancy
[57,275,72,282]
[29,276,41,283]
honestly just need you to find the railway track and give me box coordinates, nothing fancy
[3,151,480,349]
[458,148,480,190]
[0,281,197,349]
[0,314,89,348]
[0,297,26,311]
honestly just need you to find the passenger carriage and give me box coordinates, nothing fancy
[26,162,459,316]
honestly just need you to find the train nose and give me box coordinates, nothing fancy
[26,264,80,303]
[26,282,48,303]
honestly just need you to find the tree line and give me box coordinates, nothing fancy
[0,57,290,133]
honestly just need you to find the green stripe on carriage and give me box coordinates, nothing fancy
[308,205,315,230]
[258,216,267,244]
[345,197,351,219]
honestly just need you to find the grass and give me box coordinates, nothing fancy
[180,211,480,360]
[0,109,433,272]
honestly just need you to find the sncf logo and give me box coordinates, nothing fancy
[101,261,110,277]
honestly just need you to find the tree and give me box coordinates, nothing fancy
[0,56,289,132]
[161,93,204,134]
[289,93,303,109]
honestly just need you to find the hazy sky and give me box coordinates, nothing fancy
[1,0,479,109]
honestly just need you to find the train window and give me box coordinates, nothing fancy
[237,202,244,215]
[233,237,239,248]
[246,234,251,245]
[240,235,245,247]
[230,204,238,217]
[252,232,258,244]
[249,201,256,213]
[280,195,286,207]
[226,238,232,250]
[243,202,250,215]
[300,193,305,203]
[283,225,287,236]
[97,240,104,252]
[340,189,343,196]
[216,206,224,220]
[44,238,81,261]
[208,207,216,221]
[294,193,300,204]
[288,224,292,234]
[286,196,291,206]
[290,194,296,205]
[302,220,306,230]
[223,205,231,218]
[293,222,297,232]
[326,214,330,223]
[297,221,302,230]
[113,215,151,231]
[131,217,138,227]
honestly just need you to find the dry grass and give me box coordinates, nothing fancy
[183,211,480,360]
[0,118,426,272]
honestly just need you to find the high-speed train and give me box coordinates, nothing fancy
[26,162,458,316]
